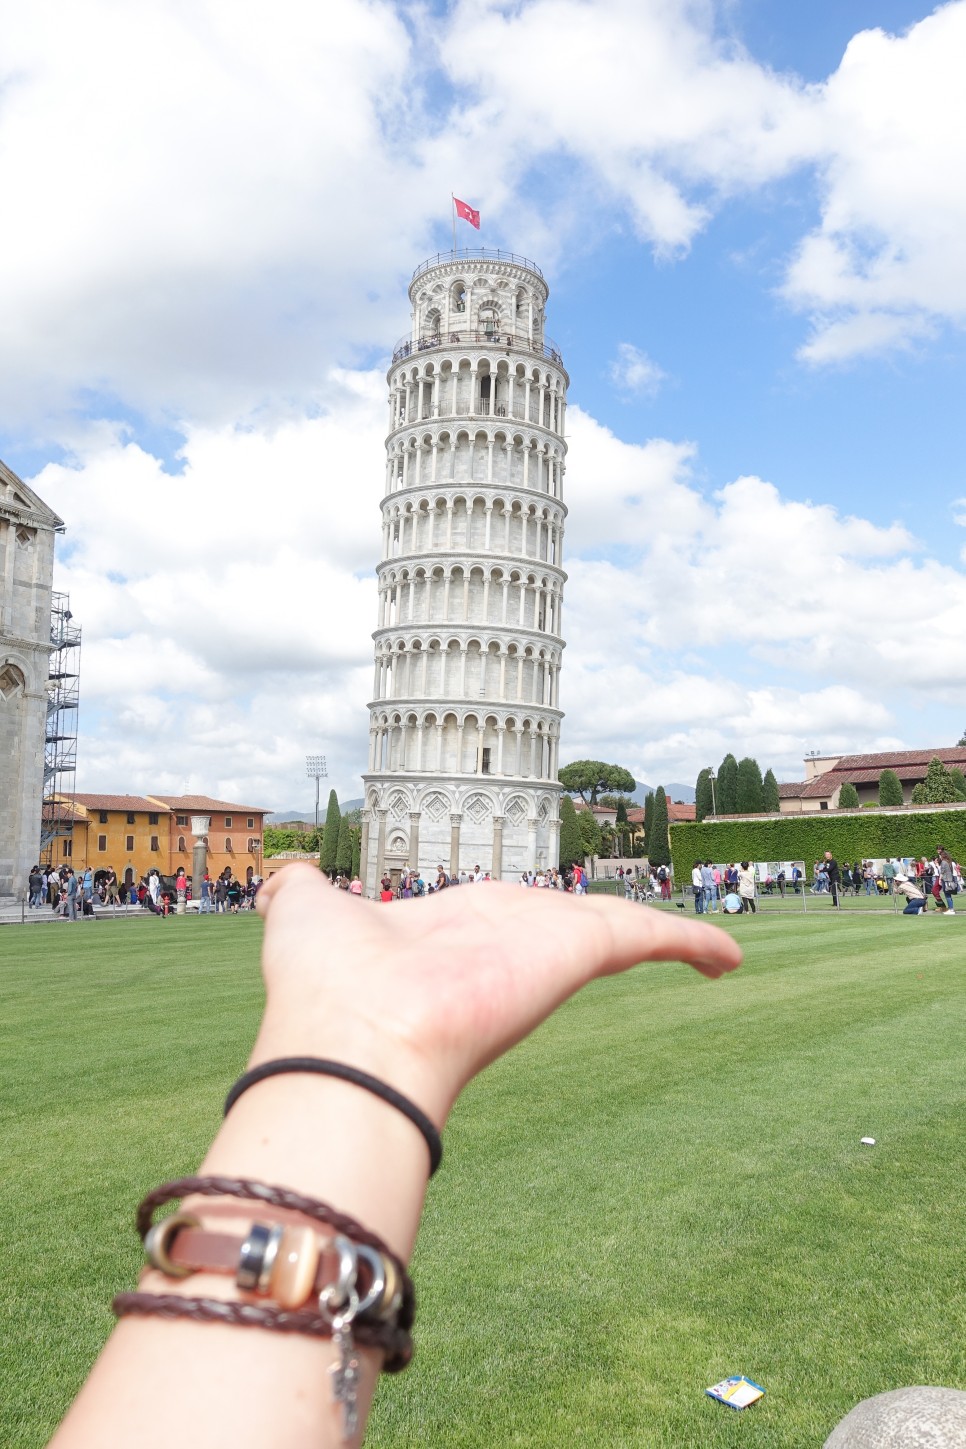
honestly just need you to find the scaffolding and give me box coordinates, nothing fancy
[40,592,81,867]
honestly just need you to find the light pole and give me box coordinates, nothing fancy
[306,755,327,840]
[708,768,716,818]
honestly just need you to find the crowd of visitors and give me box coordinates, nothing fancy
[26,864,263,918]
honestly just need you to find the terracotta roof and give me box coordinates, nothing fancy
[626,807,645,824]
[833,748,966,771]
[68,793,171,812]
[668,802,696,822]
[778,782,805,798]
[149,795,271,814]
[47,799,88,821]
[572,799,615,815]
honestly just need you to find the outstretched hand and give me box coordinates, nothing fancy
[254,867,742,1128]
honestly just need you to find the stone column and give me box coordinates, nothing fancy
[549,812,561,871]
[190,815,210,905]
[360,811,371,888]
[374,808,389,894]
[449,813,462,878]
[527,817,538,872]
[408,811,421,874]
[491,814,505,880]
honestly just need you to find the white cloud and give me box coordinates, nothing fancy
[783,4,966,360]
[609,343,666,398]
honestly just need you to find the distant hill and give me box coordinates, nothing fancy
[267,798,364,824]
[631,782,695,805]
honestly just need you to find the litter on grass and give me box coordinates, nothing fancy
[860,1137,876,1146]
[706,1376,765,1410]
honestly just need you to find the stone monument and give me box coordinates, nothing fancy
[0,461,64,900]
[360,250,568,892]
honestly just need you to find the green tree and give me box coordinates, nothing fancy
[647,786,670,866]
[949,768,966,801]
[320,789,341,873]
[580,812,603,859]
[878,769,904,807]
[958,730,966,747]
[335,815,352,874]
[920,756,957,804]
[838,782,859,809]
[911,782,927,804]
[350,825,362,879]
[558,760,636,807]
[615,797,630,855]
[695,768,714,821]
[558,795,583,867]
[762,768,780,813]
[717,754,738,814]
[735,757,764,813]
[643,790,654,844]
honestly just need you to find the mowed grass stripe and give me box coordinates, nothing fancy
[1,913,964,1447]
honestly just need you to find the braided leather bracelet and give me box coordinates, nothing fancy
[112,1292,414,1371]
[128,1176,415,1368]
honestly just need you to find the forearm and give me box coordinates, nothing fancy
[50,1027,435,1449]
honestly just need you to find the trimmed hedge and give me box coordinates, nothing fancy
[670,807,966,876]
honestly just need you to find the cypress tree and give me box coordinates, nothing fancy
[578,810,603,859]
[335,815,352,875]
[643,790,654,843]
[350,825,362,878]
[878,769,904,806]
[647,786,670,866]
[735,757,764,813]
[762,768,780,813]
[559,795,583,867]
[695,768,714,821]
[838,782,859,809]
[320,789,341,873]
[615,797,630,854]
[717,754,738,814]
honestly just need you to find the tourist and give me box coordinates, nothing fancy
[28,865,44,908]
[349,875,363,896]
[691,861,704,914]
[227,878,243,913]
[65,867,79,922]
[43,865,741,1449]
[701,860,716,914]
[823,851,841,908]
[175,867,188,908]
[895,873,926,915]
[737,862,757,913]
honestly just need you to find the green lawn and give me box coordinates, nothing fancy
[2,912,964,1447]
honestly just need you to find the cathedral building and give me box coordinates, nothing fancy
[0,462,64,900]
[360,250,568,890]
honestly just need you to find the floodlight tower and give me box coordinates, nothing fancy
[306,754,327,836]
[360,248,568,894]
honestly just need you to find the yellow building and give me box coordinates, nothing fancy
[53,792,270,888]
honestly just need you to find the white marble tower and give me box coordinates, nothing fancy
[361,249,568,891]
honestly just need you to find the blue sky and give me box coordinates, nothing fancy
[2,0,965,808]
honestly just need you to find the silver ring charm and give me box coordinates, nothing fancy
[237,1221,281,1291]
[144,1211,201,1278]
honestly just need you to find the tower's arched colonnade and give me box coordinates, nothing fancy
[362,253,568,890]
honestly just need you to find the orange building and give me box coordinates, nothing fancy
[147,795,270,883]
[54,792,270,887]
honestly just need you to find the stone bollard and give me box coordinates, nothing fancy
[824,1387,966,1447]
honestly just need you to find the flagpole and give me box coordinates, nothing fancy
[451,193,456,257]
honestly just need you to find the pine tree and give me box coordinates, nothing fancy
[717,754,738,814]
[838,782,859,809]
[695,768,714,821]
[762,768,780,813]
[647,786,670,866]
[320,789,341,873]
[735,757,764,813]
[878,769,904,807]
[558,796,583,867]
[335,815,352,874]
[920,756,957,803]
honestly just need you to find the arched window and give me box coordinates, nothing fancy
[478,303,499,338]
[451,283,466,313]
[0,663,26,700]
[177,835,186,852]
[423,307,441,340]
[225,837,233,853]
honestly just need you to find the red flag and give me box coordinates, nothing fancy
[454,196,481,230]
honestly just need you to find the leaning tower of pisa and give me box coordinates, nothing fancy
[360,249,568,892]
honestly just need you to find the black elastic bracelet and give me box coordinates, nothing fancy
[224,1057,443,1176]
